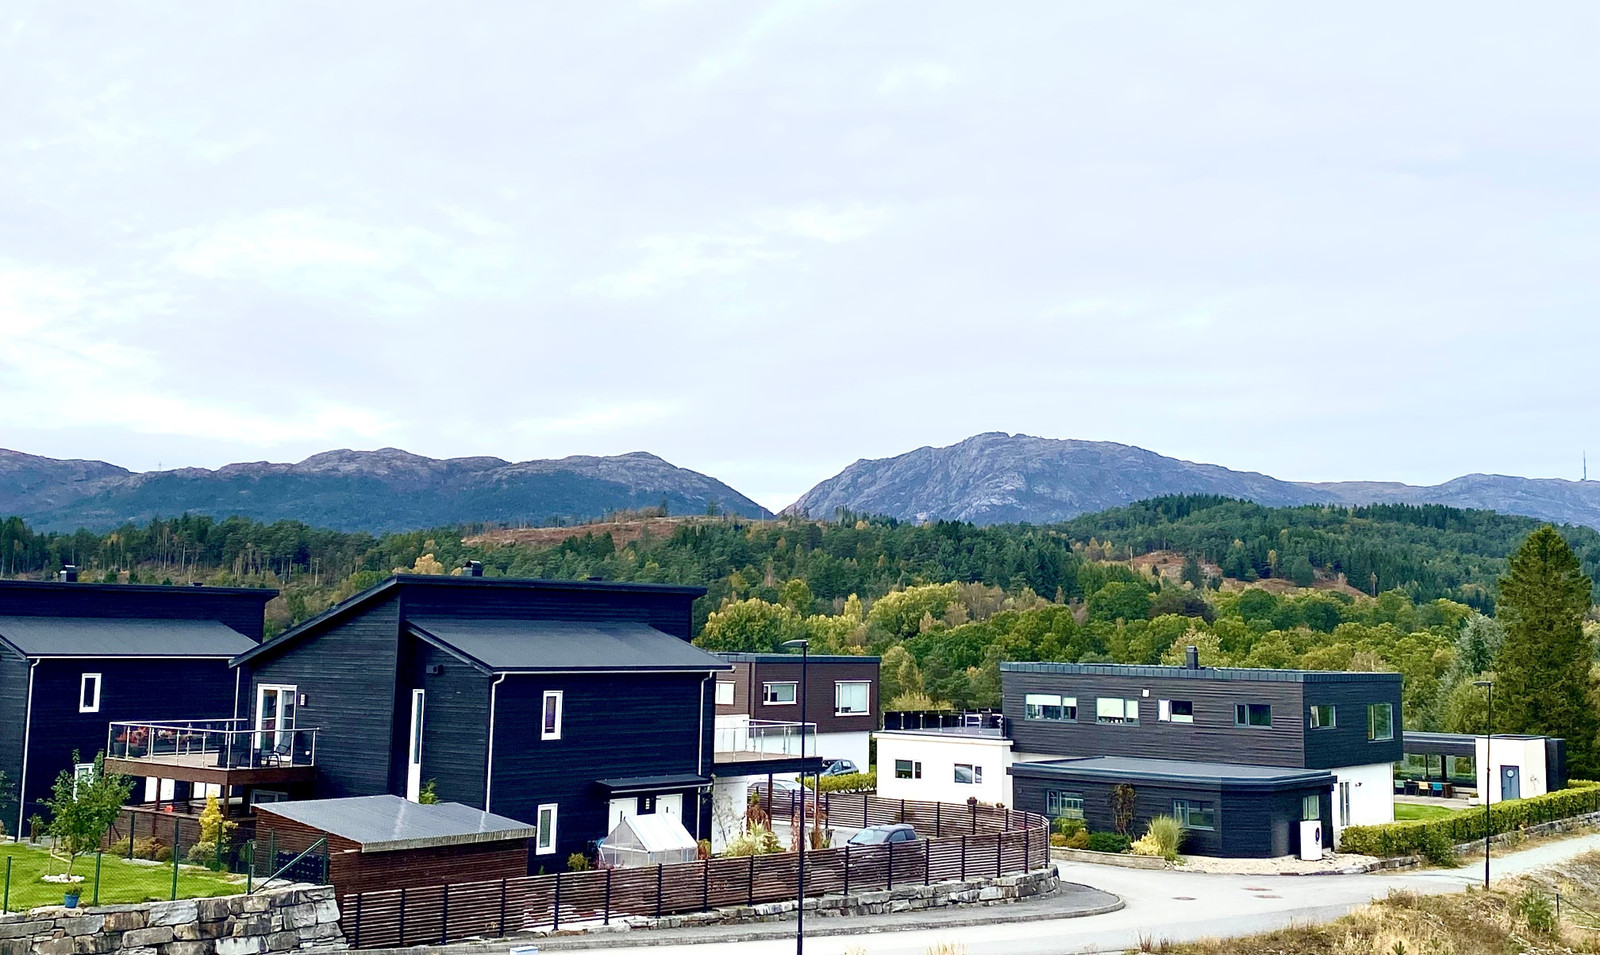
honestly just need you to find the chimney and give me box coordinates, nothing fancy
[59,565,79,583]
[1185,645,1199,670]
[465,560,483,577]
[191,581,205,587]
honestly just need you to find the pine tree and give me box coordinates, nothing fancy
[1494,526,1599,776]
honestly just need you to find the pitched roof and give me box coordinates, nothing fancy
[255,795,537,852]
[408,617,731,672]
[0,616,256,658]
[606,812,698,853]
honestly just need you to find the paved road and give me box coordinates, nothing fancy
[532,832,1600,955]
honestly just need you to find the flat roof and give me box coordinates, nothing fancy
[0,579,277,599]
[1010,756,1335,790]
[410,617,731,673]
[0,616,257,658]
[875,726,1012,742]
[255,795,538,852]
[716,652,880,664]
[1002,662,1401,683]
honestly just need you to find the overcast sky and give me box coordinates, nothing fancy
[1,1,1596,512]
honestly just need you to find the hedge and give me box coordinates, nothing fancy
[802,771,877,794]
[1341,780,1600,858]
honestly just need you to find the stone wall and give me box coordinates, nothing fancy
[0,885,345,955]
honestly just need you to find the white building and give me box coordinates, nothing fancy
[873,727,1015,807]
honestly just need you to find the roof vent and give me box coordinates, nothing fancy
[586,575,605,582]
[1185,645,1200,670]
[59,565,79,583]
[465,560,483,577]
[191,581,205,587]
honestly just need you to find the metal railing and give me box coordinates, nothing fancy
[712,718,816,758]
[106,719,319,770]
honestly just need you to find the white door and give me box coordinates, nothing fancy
[657,793,683,817]
[255,685,297,753]
[608,797,635,832]
[406,689,425,802]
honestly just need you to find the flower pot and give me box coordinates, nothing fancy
[63,892,80,909]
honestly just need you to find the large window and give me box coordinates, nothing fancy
[835,681,871,716]
[1158,700,1193,723]
[1308,705,1336,730]
[894,759,922,780]
[541,690,563,741]
[535,804,558,855]
[763,682,797,705]
[953,763,984,785]
[1172,799,1216,831]
[715,682,735,706]
[1301,794,1321,821]
[1046,790,1084,820]
[1234,703,1272,728]
[1024,693,1078,721]
[73,762,95,796]
[1096,698,1139,725]
[78,673,102,714]
[1367,703,1394,741]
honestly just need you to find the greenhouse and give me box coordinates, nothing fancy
[598,813,700,868]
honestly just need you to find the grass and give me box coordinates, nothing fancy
[1393,802,1463,821]
[0,842,244,912]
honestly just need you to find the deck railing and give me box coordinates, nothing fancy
[106,719,319,770]
[712,718,816,758]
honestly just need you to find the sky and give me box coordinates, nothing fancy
[1,1,1596,513]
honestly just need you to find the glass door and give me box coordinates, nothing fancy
[407,689,426,802]
[256,685,298,757]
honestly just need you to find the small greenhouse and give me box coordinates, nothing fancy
[598,813,699,868]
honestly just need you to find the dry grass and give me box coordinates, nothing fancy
[1157,851,1600,955]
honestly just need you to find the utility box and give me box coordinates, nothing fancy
[1299,819,1323,861]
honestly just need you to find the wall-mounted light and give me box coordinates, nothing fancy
[299,694,308,707]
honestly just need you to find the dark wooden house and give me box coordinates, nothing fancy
[713,652,880,770]
[231,573,730,865]
[0,577,275,836]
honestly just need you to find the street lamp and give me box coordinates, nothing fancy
[1473,679,1493,889]
[781,638,810,955]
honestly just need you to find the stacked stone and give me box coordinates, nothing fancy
[0,886,344,955]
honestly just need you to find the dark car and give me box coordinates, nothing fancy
[847,823,917,846]
[820,758,860,777]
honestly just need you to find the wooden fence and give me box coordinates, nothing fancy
[342,796,1048,948]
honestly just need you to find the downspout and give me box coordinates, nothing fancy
[484,673,508,813]
[233,668,242,721]
[18,659,38,839]
[697,674,712,841]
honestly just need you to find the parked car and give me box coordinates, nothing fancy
[820,758,859,777]
[847,823,918,846]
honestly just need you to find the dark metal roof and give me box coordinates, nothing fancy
[595,773,712,794]
[0,579,277,599]
[1001,662,1401,683]
[234,573,707,666]
[408,617,732,673]
[716,652,881,664]
[1009,756,1335,791]
[255,795,537,852]
[0,616,257,658]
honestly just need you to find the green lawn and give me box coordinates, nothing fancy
[0,843,244,912]
[1393,802,1462,821]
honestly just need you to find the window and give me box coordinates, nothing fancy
[541,690,563,741]
[78,673,102,713]
[535,803,558,855]
[1308,704,1336,730]
[1367,703,1394,741]
[1096,698,1139,724]
[73,762,95,796]
[1158,700,1193,724]
[835,681,870,716]
[1172,799,1215,831]
[1444,754,1475,784]
[1024,694,1077,721]
[1301,794,1320,821]
[953,763,984,785]
[763,682,797,705]
[1234,703,1272,727]
[1046,790,1084,820]
[894,759,922,780]
[715,682,735,706]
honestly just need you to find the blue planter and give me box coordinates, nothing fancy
[63,892,80,909]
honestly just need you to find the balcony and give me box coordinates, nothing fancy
[103,719,319,791]
[712,717,824,775]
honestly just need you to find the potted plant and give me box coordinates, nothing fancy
[62,889,80,909]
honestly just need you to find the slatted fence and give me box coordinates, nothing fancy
[342,796,1047,948]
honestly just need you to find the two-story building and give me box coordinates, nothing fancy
[713,652,879,771]
[0,573,275,836]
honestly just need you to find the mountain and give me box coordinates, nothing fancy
[786,433,1600,530]
[0,447,771,532]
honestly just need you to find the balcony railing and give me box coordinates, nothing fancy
[107,719,318,771]
[713,718,817,760]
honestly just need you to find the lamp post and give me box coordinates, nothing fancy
[781,638,810,955]
[1473,679,1493,889]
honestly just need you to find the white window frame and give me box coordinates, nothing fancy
[953,763,983,785]
[834,681,871,716]
[715,682,735,706]
[763,682,798,706]
[541,690,564,741]
[1158,700,1193,724]
[1309,704,1336,730]
[894,759,922,779]
[535,803,558,855]
[1367,702,1394,741]
[73,762,95,796]
[1096,697,1139,725]
[79,673,102,713]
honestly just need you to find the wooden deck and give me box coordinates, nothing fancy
[104,754,316,788]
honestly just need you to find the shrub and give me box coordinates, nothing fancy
[1518,887,1555,934]
[566,852,590,872]
[1131,815,1183,862]
[804,772,877,795]
[1420,828,1458,867]
[1340,782,1600,858]
[723,823,782,857]
[1108,784,1137,836]
[1086,831,1131,854]
[1065,830,1090,850]
[1051,816,1085,837]
[1049,833,1067,847]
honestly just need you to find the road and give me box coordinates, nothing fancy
[559,832,1600,955]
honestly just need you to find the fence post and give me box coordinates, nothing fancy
[128,827,135,860]
[499,878,508,936]
[441,883,450,944]
[171,818,180,901]
[899,798,905,823]
[553,873,560,933]
[93,852,102,906]
[398,888,406,947]
[960,835,967,881]
[843,845,850,897]
[215,825,222,872]
[887,842,894,890]
[269,832,276,875]
[747,854,754,906]
[655,864,663,919]
[352,894,361,949]
[5,855,12,913]
[701,859,709,913]
[603,868,611,926]
[924,839,930,886]
[1024,825,1030,872]
[936,804,941,837]
[996,831,1003,877]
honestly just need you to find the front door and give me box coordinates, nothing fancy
[1339,781,1352,827]
[1501,765,1520,801]
[255,685,297,754]
[406,689,425,802]
[657,793,683,817]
